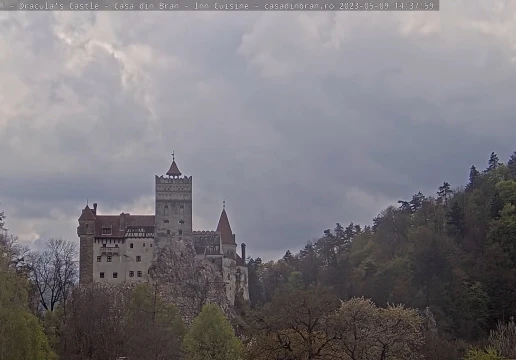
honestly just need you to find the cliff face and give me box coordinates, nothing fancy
[148,237,234,325]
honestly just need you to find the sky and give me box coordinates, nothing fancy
[1,3,516,261]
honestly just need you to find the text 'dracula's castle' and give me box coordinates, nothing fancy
[77,155,249,305]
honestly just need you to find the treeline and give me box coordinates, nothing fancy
[2,150,516,359]
[243,151,516,359]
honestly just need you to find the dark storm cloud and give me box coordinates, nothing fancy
[1,9,516,259]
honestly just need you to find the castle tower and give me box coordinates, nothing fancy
[217,201,237,260]
[154,153,193,249]
[77,204,96,284]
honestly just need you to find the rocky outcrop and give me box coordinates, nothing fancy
[149,237,233,325]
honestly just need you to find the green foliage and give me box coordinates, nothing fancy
[183,303,245,360]
[126,283,186,360]
[0,234,56,360]
[245,150,516,345]
[463,348,507,360]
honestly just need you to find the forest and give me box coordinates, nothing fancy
[2,150,516,360]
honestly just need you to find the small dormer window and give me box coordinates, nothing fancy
[102,227,111,235]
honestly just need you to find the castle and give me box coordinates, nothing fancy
[77,155,249,306]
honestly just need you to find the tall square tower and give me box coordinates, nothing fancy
[154,154,193,249]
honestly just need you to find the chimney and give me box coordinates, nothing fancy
[120,212,126,231]
[93,203,97,214]
[241,243,246,264]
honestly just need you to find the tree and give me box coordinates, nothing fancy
[447,201,465,236]
[125,283,186,360]
[438,182,453,204]
[0,206,4,230]
[488,317,516,359]
[183,303,244,360]
[486,152,501,172]
[27,238,78,313]
[58,284,133,360]
[247,286,339,360]
[463,348,507,360]
[247,258,264,306]
[0,233,56,360]
[468,165,481,189]
[330,297,425,360]
[410,191,426,212]
[508,152,516,180]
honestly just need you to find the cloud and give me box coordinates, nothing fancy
[1,5,516,261]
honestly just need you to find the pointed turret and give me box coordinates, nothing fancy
[166,152,182,177]
[217,201,235,245]
[79,205,96,221]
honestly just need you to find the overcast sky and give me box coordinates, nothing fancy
[1,3,516,260]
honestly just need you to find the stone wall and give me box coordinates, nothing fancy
[149,235,233,325]
[79,235,94,284]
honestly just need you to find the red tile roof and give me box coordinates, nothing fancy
[95,214,155,237]
[166,160,182,177]
[216,208,235,245]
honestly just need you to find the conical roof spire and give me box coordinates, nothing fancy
[166,151,182,177]
[217,201,235,245]
[79,205,96,221]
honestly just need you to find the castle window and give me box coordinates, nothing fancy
[86,224,89,228]
[143,243,145,247]
[150,244,153,247]
[107,256,112,262]
[129,271,134,277]
[115,244,118,248]
[136,256,141,262]
[102,227,111,235]
[100,272,104,278]
[164,220,169,224]
[130,243,133,248]
[164,205,169,216]
[179,220,184,224]
[137,271,142,277]
[113,272,118,279]
[102,244,106,248]
[167,230,171,234]
[97,256,101,262]
[178,230,183,235]
[180,204,184,209]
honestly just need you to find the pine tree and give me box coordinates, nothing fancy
[486,152,500,172]
[468,165,481,189]
[508,151,516,180]
[282,250,294,264]
[437,182,452,204]
[410,192,426,212]
[447,201,464,236]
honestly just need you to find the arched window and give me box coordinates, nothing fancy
[164,205,169,216]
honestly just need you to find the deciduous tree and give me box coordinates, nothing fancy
[183,303,244,360]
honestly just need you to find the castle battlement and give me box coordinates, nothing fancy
[79,155,249,307]
[155,175,193,184]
